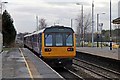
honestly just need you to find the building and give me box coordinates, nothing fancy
[112,1,120,50]
[113,1,120,24]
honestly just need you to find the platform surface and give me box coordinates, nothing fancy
[2,49,30,79]
[76,47,120,60]
[22,48,63,78]
[1,48,63,79]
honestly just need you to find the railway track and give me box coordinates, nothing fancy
[54,67,84,80]
[76,51,120,73]
[73,58,120,79]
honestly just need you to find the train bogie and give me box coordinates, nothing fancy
[44,58,73,68]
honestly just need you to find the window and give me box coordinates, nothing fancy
[66,34,73,46]
[45,34,52,46]
[56,34,63,46]
[45,33,73,47]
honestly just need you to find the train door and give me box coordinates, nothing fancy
[39,33,42,57]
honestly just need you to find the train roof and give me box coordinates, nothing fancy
[24,28,45,37]
[32,28,45,35]
[24,26,74,37]
[44,26,74,33]
[24,33,33,37]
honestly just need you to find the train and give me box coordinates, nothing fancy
[24,26,76,67]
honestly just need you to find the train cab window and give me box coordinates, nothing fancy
[56,34,63,46]
[45,34,52,46]
[66,34,73,46]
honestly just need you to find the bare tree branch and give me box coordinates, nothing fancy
[76,13,92,46]
[39,18,47,30]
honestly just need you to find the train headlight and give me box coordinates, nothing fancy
[67,48,74,51]
[45,48,51,52]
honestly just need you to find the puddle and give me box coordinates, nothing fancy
[7,56,25,62]
[16,59,25,62]
[14,57,25,62]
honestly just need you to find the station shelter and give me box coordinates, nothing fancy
[112,17,120,47]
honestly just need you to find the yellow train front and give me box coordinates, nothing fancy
[42,26,76,67]
[24,26,76,67]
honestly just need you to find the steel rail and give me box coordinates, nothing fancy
[74,58,120,75]
[64,67,85,80]
[73,58,119,80]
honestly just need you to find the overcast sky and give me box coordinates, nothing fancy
[1,0,119,33]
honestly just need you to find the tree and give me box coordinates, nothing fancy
[38,18,47,30]
[2,10,16,47]
[76,13,92,46]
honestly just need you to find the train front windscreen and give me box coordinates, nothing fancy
[45,33,73,47]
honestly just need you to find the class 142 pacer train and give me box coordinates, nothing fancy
[24,25,76,67]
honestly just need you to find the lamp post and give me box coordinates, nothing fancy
[71,19,73,28]
[110,0,112,50]
[36,15,39,31]
[97,13,105,47]
[76,3,84,47]
[91,0,94,47]
[99,23,103,48]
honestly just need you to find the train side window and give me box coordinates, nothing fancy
[34,35,37,42]
[45,34,52,46]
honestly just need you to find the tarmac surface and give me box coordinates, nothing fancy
[76,47,120,60]
[2,48,30,79]
[1,48,63,79]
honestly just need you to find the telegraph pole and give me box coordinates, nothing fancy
[71,19,73,28]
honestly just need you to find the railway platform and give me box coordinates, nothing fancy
[1,48,63,79]
[76,47,120,61]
